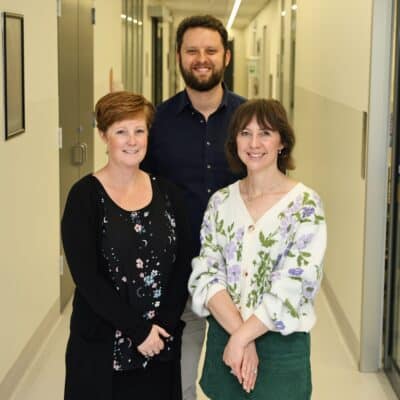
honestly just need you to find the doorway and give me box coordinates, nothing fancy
[58,0,94,311]
[384,0,400,394]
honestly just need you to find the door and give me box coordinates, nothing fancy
[224,40,234,91]
[58,0,94,311]
[152,17,163,106]
[384,0,400,394]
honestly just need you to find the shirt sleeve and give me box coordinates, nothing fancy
[155,181,192,333]
[254,195,327,335]
[188,194,227,317]
[61,181,152,345]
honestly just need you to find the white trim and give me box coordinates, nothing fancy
[360,0,394,372]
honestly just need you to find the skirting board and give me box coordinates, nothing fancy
[0,299,60,400]
[322,278,360,364]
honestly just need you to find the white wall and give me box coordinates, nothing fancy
[93,0,122,170]
[293,0,373,361]
[0,0,59,384]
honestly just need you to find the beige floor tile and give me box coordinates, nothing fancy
[8,292,399,400]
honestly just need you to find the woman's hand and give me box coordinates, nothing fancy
[223,334,246,384]
[137,324,170,357]
[241,341,259,393]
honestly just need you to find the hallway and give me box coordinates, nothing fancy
[9,290,396,400]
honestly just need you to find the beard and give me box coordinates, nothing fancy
[179,56,226,92]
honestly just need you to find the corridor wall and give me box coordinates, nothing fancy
[0,1,60,397]
[244,0,373,363]
[293,0,372,362]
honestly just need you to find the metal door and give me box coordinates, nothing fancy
[58,0,93,311]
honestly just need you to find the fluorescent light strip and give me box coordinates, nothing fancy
[226,0,242,30]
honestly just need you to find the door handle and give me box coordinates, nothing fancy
[80,142,87,164]
[71,143,87,165]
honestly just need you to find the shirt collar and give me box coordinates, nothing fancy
[175,81,229,115]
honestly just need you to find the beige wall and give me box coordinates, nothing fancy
[0,0,60,384]
[93,0,122,170]
[293,0,373,361]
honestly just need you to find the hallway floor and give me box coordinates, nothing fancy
[9,291,398,400]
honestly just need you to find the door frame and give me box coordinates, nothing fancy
[360,0,394,371]
[384,0,400,392]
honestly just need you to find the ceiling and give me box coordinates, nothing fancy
[159,0,271,30]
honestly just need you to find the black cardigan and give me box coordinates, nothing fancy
[61,174,192,400]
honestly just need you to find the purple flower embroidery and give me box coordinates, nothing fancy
[302,280,318,299]
[212,195,222,208]
[280,215,294,237]
[235,227,245,241]
[271,271,282,282]
[296,233,313,250]
[203,219,212,236]
[227,264,241,284]
[288,268,304,276]
[284,242,294,256]
[224,241,237,261]
[302,207,315,218]
[288,197,302,213]
[275,320,285,330]
[273,254,283,271]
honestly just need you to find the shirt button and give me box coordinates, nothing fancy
[207,189,212,193]
[207,164,211,169]
[244,271,248,277]
[200,120,204,123]
[206,141,211,146]
[248,225,255,232]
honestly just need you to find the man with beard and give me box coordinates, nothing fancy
[142,15,245,259]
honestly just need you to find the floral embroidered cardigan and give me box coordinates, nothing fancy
[189,181,327,335]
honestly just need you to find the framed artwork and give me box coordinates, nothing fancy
[3,12,25,140]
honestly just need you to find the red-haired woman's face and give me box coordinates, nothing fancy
[101,116,148,169]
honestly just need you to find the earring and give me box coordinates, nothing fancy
[278,149,282,155]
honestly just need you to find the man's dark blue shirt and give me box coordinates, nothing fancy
[142,85,245,257]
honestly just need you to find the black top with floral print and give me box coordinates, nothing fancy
[97,176,177,371]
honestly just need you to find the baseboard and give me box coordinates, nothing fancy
[322,278,360,364]
[0,298,60,400]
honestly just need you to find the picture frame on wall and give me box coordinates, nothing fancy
[3,12,25,140]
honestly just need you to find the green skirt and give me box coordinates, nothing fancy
[199,316,312,400]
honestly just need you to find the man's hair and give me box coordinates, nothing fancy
[225,99,296,174]
[176,15,228,52]
[95,91,155,132]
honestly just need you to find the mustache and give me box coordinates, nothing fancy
[191,62,213,68]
